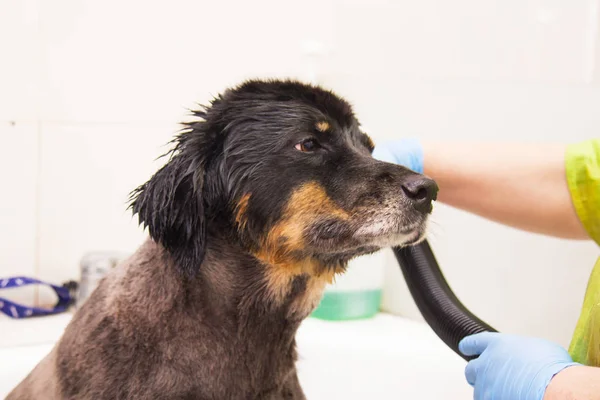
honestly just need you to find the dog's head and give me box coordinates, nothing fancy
[130,80,437,281]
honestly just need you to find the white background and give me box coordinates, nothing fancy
[1,0,599,349]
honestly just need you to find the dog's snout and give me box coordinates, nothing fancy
[401,177,438,213]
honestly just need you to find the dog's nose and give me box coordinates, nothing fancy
[401,177,438,213]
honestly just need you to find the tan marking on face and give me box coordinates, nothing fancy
[254,181,347,307]
[260,258,335,306]
[256,181,348,265]
[315,121,330,133]
[235,193,251,231]
[365,134,375,150]
[259,260,335,318]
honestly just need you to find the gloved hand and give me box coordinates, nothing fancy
[371,138,424,174]
[459,332,580,400]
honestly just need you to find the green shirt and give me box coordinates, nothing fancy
[566,138,600,366]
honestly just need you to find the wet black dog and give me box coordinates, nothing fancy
[9,79,437,400]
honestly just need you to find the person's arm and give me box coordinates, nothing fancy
[544,365,600,399]
[421,141,588,240]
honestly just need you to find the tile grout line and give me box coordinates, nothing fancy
[33,120,42,307]
[33,0,42,307]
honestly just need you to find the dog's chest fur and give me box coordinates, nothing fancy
[47,240,309,400]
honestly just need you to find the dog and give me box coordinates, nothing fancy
[8,79,437,400]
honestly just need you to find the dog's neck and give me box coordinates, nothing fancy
[115,236,327,354]
[198,232,328,328]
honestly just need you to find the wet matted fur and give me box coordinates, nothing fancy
[8,79,438,400]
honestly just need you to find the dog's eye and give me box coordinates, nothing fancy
[295,139,321,152]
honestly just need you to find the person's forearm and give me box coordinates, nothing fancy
[422,142,588,240]
[544,366,600,400]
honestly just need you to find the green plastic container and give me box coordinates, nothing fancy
[311,289,382,320]
[311,251,385,320]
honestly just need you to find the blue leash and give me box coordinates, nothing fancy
[0,277,77,318]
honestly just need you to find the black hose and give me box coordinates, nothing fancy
[393,240,497,361]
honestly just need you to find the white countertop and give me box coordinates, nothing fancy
[0,313,472,399]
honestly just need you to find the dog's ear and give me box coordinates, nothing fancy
[129,150,207,276]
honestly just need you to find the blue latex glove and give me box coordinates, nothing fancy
[459,332,580,400]
[371,138,424,174]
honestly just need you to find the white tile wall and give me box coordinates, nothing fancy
[0,0,40,122]
[0,122,39,305]
[37,0,335,124]
[37,123,175,285]
[330,0,599,84]
[0,0,599,349]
